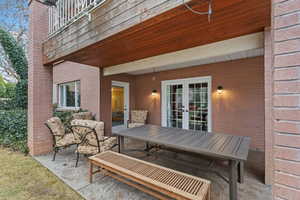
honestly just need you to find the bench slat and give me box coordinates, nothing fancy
[89,151,210,200]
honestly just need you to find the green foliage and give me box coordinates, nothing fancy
[0,76,16,99]
[0,28,27,109]
[53,104,89,128]
[0,28,27,80]
[14,79,27,108]
[5,82,16,98]
[0,99,13,110]
[0,110,28,153]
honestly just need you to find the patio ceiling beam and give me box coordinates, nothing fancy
[103,32,264,76]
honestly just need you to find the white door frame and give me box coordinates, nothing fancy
[112,81,130,127]
[161,76,212,131]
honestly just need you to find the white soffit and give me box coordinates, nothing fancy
[103,32,264,76]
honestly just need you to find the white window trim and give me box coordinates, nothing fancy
[58,81,81,110]
[161,76,212,132]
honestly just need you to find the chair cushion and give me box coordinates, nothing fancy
[102,137,117,147]
[76,137,117,155]
[46,117,65,136]
[56,133,77,147]
[71,119,105,141]
[128,123,145,128]
[131,110,148,123]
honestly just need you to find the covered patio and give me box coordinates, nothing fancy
[28,0,299,199]
[35,138,271,200]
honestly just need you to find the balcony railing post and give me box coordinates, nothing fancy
[48,0,105,36]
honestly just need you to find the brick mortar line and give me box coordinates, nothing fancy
[274,9,300,18]
[275,157,300,162]
[274,93,300,96]
[272,0,289,5]
[275,37,300,43]
[273,65,300,69]
[273,106,300,109]
[275,132,300,136]
[275,23,300,31]
[275,51,300,57]
[275,144,300,150]
[275,170,300,178]
[274,79,300,82]
[274,119,300,123]
[273,107,300,110]
[275,158,300,164]
[274,182,300,191]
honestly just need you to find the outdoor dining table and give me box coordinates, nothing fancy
[113,124,251,200]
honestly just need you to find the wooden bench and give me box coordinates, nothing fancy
[89,151,211,200]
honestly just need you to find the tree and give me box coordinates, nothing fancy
[0,28,27,108]
[0,0,28,82]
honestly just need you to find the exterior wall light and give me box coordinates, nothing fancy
[217,86,223,94]
[152,89,158,96]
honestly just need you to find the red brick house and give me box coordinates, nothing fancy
[28,0,300,199]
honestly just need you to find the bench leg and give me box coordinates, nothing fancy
[229,160,238,200]
[89,162,93,183]
[238,161,244,184]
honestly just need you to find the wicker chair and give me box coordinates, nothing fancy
[70,119,117,167]
[128,110,148,128]
[45,117,80,161]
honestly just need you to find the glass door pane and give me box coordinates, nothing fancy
[188,82,208,131]
[111,86,125,127]
[166,84,183,128]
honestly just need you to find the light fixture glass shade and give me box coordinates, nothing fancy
[152,89,157,96]
[217,86,223,94]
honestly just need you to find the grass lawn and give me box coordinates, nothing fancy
[0,148,84,200]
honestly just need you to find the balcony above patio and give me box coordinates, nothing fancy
[42,0,270,68]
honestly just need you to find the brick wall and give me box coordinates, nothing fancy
[28,1,53,155]
[272,0,300,199]
[53,62,100,120]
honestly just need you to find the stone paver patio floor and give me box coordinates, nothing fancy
[35,139,272,200]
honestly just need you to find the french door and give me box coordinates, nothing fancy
[162,76,212,132]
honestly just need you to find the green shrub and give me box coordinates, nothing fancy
[14,79,27,108]
[53,105,89,128]
[0,110,28,153]
[0,99,14,110]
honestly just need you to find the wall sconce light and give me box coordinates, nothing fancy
[217,86,223,94]
[152,89,158,96]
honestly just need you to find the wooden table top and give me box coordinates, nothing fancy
[113,125,251,161]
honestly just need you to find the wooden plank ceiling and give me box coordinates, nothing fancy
[45,0,270,67]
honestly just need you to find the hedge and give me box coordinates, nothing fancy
[0,110,27,153]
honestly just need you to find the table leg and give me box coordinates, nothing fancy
[229,160,238,200]
[89,162,93,183]
[238,161,244,184]
[118,136,121,153]
[145,142,150,156]
[118,136,125,153]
